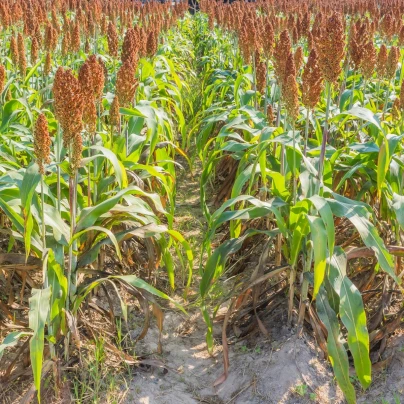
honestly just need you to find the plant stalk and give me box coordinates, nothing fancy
[318,81,332,195]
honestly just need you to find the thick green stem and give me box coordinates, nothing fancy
[67,172,78,313]
[376,79,381,111]
[288,264,296,324]
[40,176,47,282]
[383,79,391,114]
[264,58,269,114]
[252,52,258,110]
[318,82,332,195]
[349,73,356,110]
[92,134,97,205]
[292,123,297,205]
[275,84,282,127]
[56,125,61,213]
[87,134,92,207]
[362,79,367,107]
[304,108,310,156]
[41,174,57,360]
[297,242,313,331]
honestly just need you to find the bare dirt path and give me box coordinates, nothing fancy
[124,156,404,404]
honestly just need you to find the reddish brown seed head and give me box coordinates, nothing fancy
[317,13,345,83]
[146,28,159,57]
[302,48,323,110]
[392,98,400,121]
[107,22,119,58]
[71,21,81,53]
[400,81,404,110]
[294,46,304,72]
[386,46,399,80]
[44,53,52,77]
[116,58,138,107]
[376,44,388,79]
[284,52,296,82]
[10,35,19,66]
[273,29,292,88]
[62,30,70,57]
[360,41,376,81]
[31,37,39,64]
[0,65,5,94]
[267,104,274,125]
[78,61,97,134]
[399,25,404,47]
[284,73,299,122]
[34,113,51,174]
[110,95,120,128]
[17,33,27,77]
[255,51,267,95]
[262,19,274,59]
[53,67,84,170]
[121,27,139,63]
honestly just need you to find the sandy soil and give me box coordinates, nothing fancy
[125,310,344,404]
[124,308,404,404]
[123,159,404,404]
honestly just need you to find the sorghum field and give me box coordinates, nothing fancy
[0,0,404,403]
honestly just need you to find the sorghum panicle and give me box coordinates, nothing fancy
[10,35,19,67]
[107,22,119,58]
[392,98,400,121]
[317,13,345,83]
[110,95,120,128]
[376,44,388,79]
[44,53,52,77]
[284,73,299,122]
[34,113,51,174]
[386,46,399,80]
[31,37,39,64]
[302,48,323,109]
[361,41,376,80]
[267,104,274,124]
[0,65,6,94]
[255,51,267,94]
[17,33,27,77]
[273,29,292,88]
[294,46,304,72]
[116,58,138,106]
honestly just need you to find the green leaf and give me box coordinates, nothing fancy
[21,163,41,213]
[74,275,186,315]
[201,229,278,297]
[21,163,41,259]
[89,146,128,189]
[0,331,32,360]
[75,186,165,233]
[289,201,310,267]
[0,196,25,233]
[201,237,245,298]
[47,250,67,336]
[0,99,24,130]
[24,57,43,85]
[349,214,398,283]
[308,216,328,299]
[167,229,194,290]
[334,107,383,134]
[392,193,404,230]
[309,196,335,261]
[316,287,356,404]
[377,138,389,196]
[327,197,399,284]
[72,225,122,260]
[328,248,371,389]
[29,287,51,403]
[77,224,168,268]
